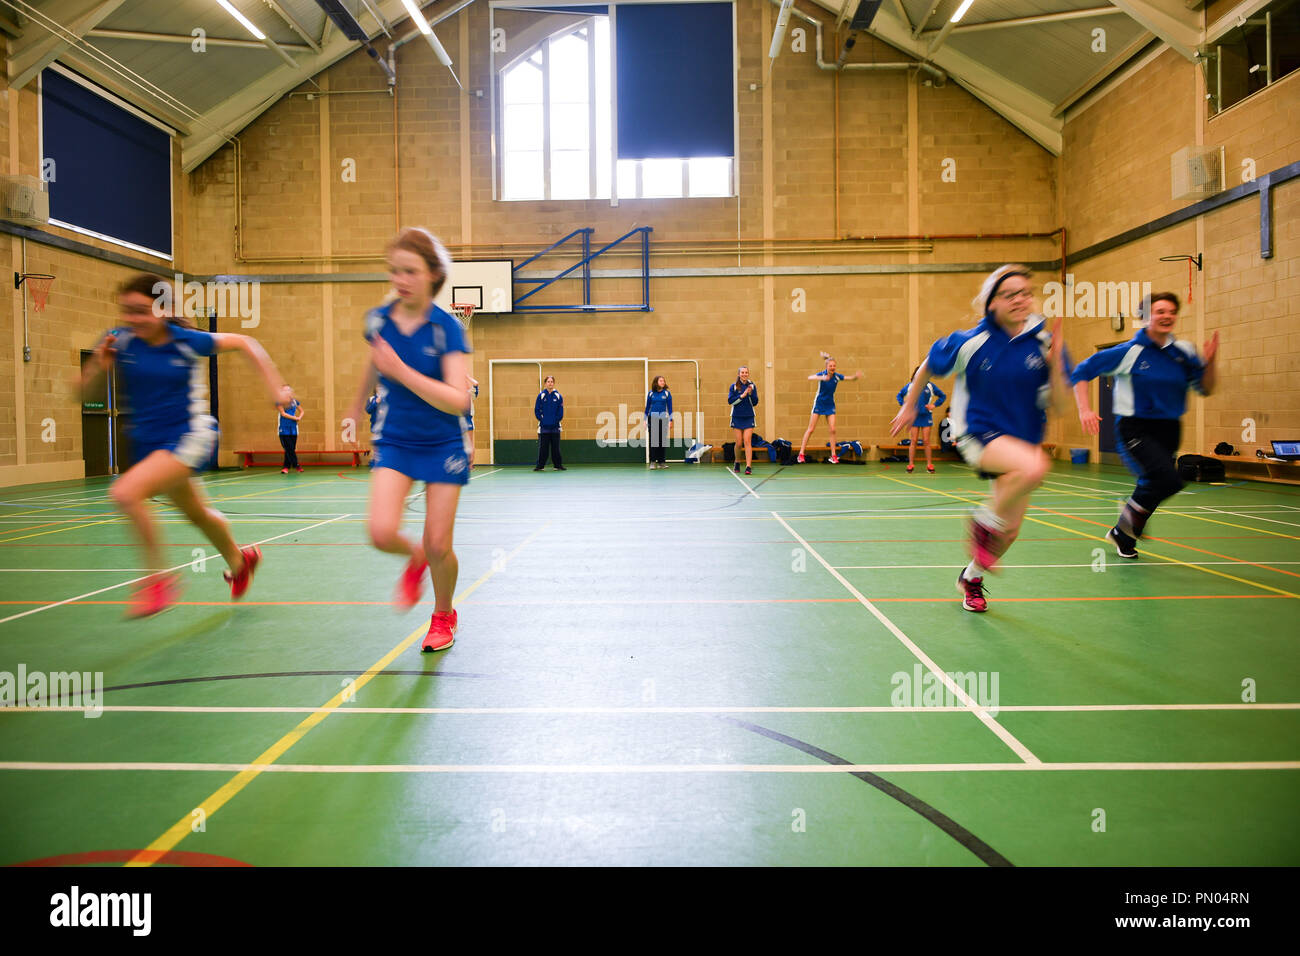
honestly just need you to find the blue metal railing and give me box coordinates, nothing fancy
[512,226,652,312]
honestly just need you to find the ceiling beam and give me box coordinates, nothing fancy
[180,0,455,172]
[261,0,322,53]
[920,8,1130,36]
[870,4,1063,154]
[1052,30,1157,116]
[1106,0,1202,59]
[58,46,193,134]
[87,28,312,52]
[7,0,127,90]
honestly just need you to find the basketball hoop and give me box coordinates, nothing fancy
[450,302,475,323]
[15,272,55,313]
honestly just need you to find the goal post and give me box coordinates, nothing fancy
[487,357,702,465]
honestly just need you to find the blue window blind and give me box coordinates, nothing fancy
[616,3,734,159]
[41,68,172,258]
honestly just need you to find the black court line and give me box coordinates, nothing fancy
[717,715,1013,867]
[78,669,497,701]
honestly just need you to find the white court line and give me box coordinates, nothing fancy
[470,468,502,480]
[728,469,760,498]
[3,760,1295,773]
[832,561,1300,570]
[770,511,1040,765]
[1200,507,1300,530]
[0,514,352,626]
[8,703,1300,716]
[0,569,153,573]
[0,470,262,509]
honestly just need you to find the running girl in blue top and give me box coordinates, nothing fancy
[1071,291,1219,558]
[81,273,287,618]
[896,369,946,473]
[891,265,1070,613]
[346,228,472,653]
[277,385,303,474]
[797,353,863,464]
[645,375,673,469]
[728,366,759,475]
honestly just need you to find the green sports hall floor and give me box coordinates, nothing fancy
[0,461,1297,867]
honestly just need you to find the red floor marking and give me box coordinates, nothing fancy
[9,849,251,867]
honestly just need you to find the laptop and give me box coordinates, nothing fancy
[1271,440,1300,461]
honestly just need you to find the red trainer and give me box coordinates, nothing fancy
[422,609,457,652]
[223,545,262,600]
[396,557,429,609]
[127,575,179,619]
[957,571,988,612]
[927,464,936,473]
[968,516,1005,571]
[906,464,915,473]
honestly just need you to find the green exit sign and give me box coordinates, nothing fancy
[83,401,105,410]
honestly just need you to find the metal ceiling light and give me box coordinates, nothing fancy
[216,0,267,40]
[399,0,462,88]
[766,0,794,81]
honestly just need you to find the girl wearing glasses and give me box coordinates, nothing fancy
[891,265,1070,612]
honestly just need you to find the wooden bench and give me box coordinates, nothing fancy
[1211,454,1300,486]
[877,442,1057,461]
[877,443,960,461]
[237,449,371,468]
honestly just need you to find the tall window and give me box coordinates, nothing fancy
[1205,0,1300,114]
[496,8,735,202]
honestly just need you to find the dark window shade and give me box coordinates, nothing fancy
[616,3,734,159]
[41,69,172,257]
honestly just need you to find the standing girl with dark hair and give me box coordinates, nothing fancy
[81,273,287,617]
[645,375,673,469]
[346,228,472,652]
[896,367,946,473]
[278,385,304,474]
[728,366,759,475]
[1071,292,1218,558]
[892,265,1070,613]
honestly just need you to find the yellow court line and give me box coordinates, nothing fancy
[1159,510,1300,541]
[877,475,1300,600]
[126,520,553,867]
[0,517,124,545]
[0,470,264,519]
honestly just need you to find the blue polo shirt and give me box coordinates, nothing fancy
[1070,328,1205,420]
[111,323,217,448]
[363,301,471,447]
[927,313,1068,445]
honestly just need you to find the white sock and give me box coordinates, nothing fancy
[974,505,1006,532]
[963,560,984,580]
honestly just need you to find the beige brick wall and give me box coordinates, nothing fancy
[4,0,1079,476]
[1062,46,1300,458]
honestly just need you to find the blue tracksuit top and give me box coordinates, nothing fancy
[645,389,673,417]
[1070,328,1205,420]
[728,381,759,427]
[926,313,1069,445]
[535,389,564,433]
[897,382,947,428]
